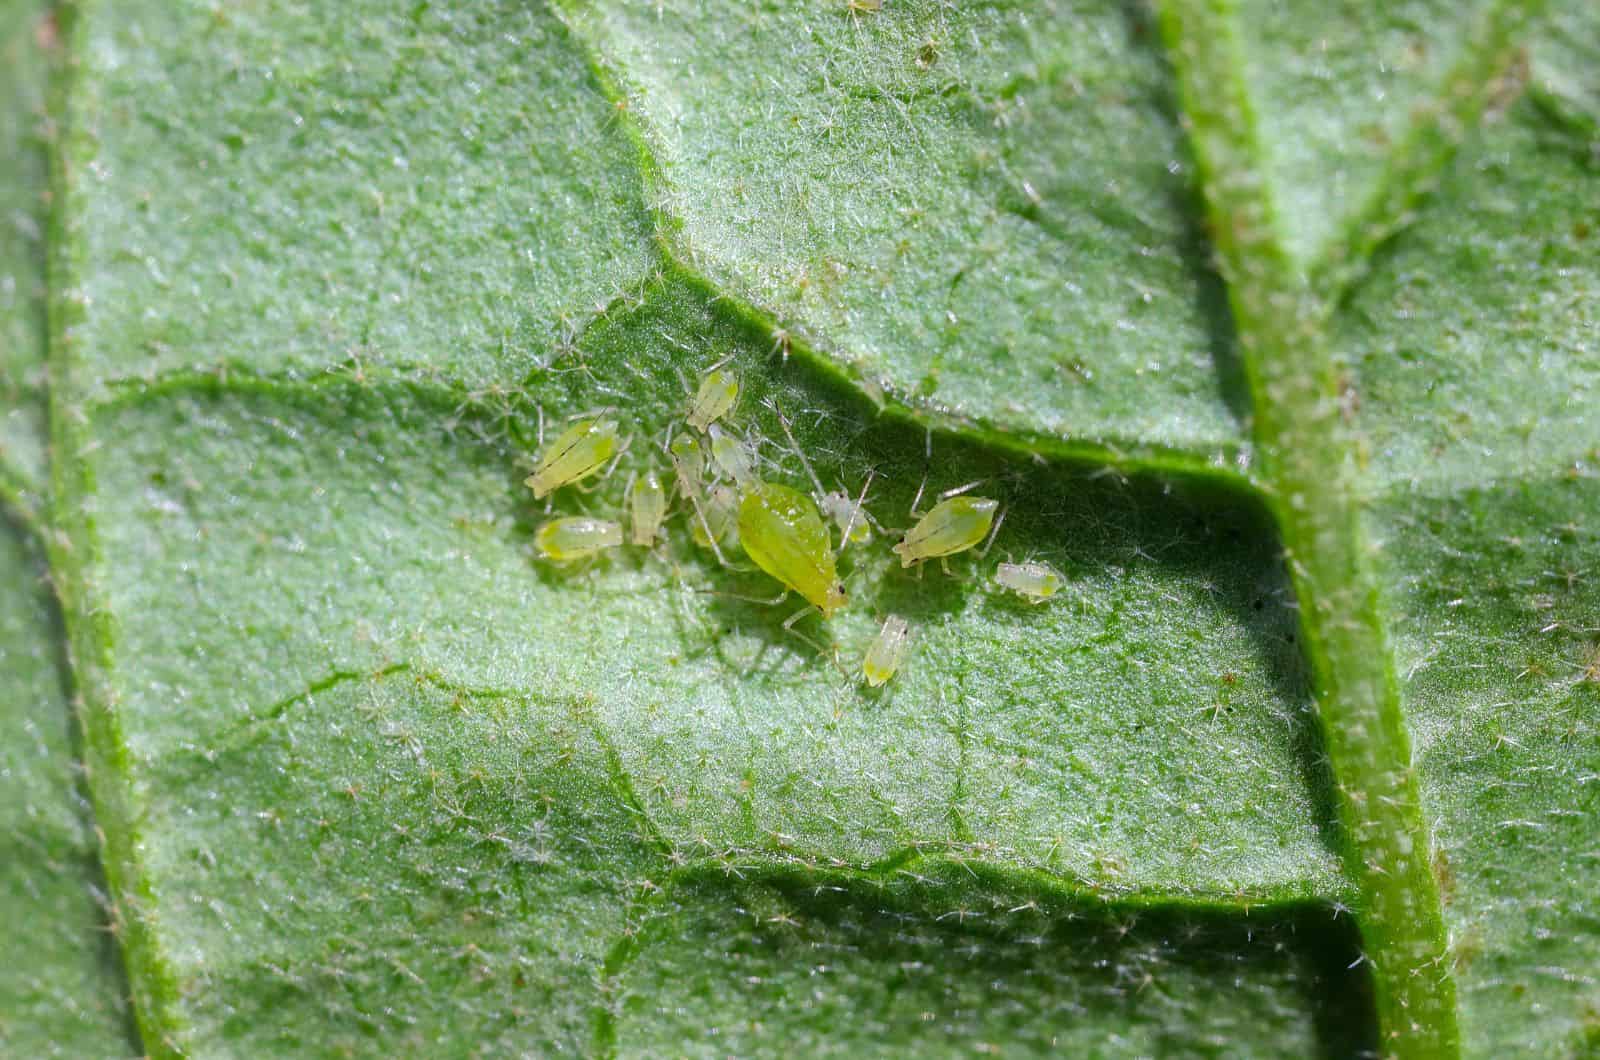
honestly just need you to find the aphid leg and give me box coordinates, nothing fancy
[687,493,735,568]
[940,556,955,577]
[768,399,828,498]
[836,467,876,555]
[537,404,546,448]
[780,606,848,678]
[704,350,737,374]
[698,587,790,608]
[907,469,930,520]
[975,506,1007,559]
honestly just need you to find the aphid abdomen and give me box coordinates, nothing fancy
[892,496,999,567]
[995,560,1061,601]
[629,471,668,546]
[708,423,757,487]
[862,614,910,687]
[525,418,620,499]
[536,517,623,561]
[668,433,707,500]
[686,369,738,432]
[737,482,846,617]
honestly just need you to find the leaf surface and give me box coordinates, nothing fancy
[13,0,1599,1056]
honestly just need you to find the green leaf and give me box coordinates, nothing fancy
[11,0,1598,1055]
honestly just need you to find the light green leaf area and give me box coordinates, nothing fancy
[1235,0,1489,265]
[0,0,51,507]
[30,0,1600,1055]
[1346,67,1600,1057]
[562,0,1247,457]
[70,0,655,391]
[0,514,133,1056]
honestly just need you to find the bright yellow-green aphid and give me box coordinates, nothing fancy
[707,423,757,487]
[738,481,846,617]
[536,517,622,561]
[995,560,1061,602]
[862,614,910,687]
[629,471,668,547]
[690,483,740,551]
[686,368,739,432]
[893,495,999,568]
[525,417,619,499]
[668,433,706,500]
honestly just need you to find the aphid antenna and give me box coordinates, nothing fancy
[765,398,830,500]
[703,350,737,374]
[836,466,876,555]
[536,404,546,447]
[566,404,617,422]
[939,479,986,501]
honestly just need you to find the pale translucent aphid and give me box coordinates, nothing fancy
[686,367,739,432]
[767,400,874,553]
[737,481,846,617]
[628,471,668,547]
[525,417,620,499]
[668,433,707,501]
[536,517,622,562]
[707,423,757,488]
[690,483,740,551]
[995,560,1062,602]
[819,468,878,547]
[862,614,910,687]
[893,494,1000,568]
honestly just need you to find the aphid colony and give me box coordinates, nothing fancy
[525,365,1063,686]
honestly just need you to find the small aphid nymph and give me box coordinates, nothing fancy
[820,489,873,546]
[708,423,757,487]
[525,417,620,499]
[995,560,1062,602]
[536,517,623,562]
[893,495,1000,568]
[668,433,707,500]
[686,368,739,432]
[862,614,910,687]
[629,471,668,546]
[690,483,740,551]
[738,481,847,617]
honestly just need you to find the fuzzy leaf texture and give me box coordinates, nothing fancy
[1,0,1596,1057]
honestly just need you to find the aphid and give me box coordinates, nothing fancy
[707,423,757,487]
[628,471,668,547]
[525,417,620,499]
[737,481,846,617]
[994,560,1062,602]
[893,493,1001,569]
[769,401,875,550]
[668,433,707,501]
[536,517,622,562]
[862,614,910,687]
[819,475,877,547]
[690,483,740,551]
[686,367,738,432]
